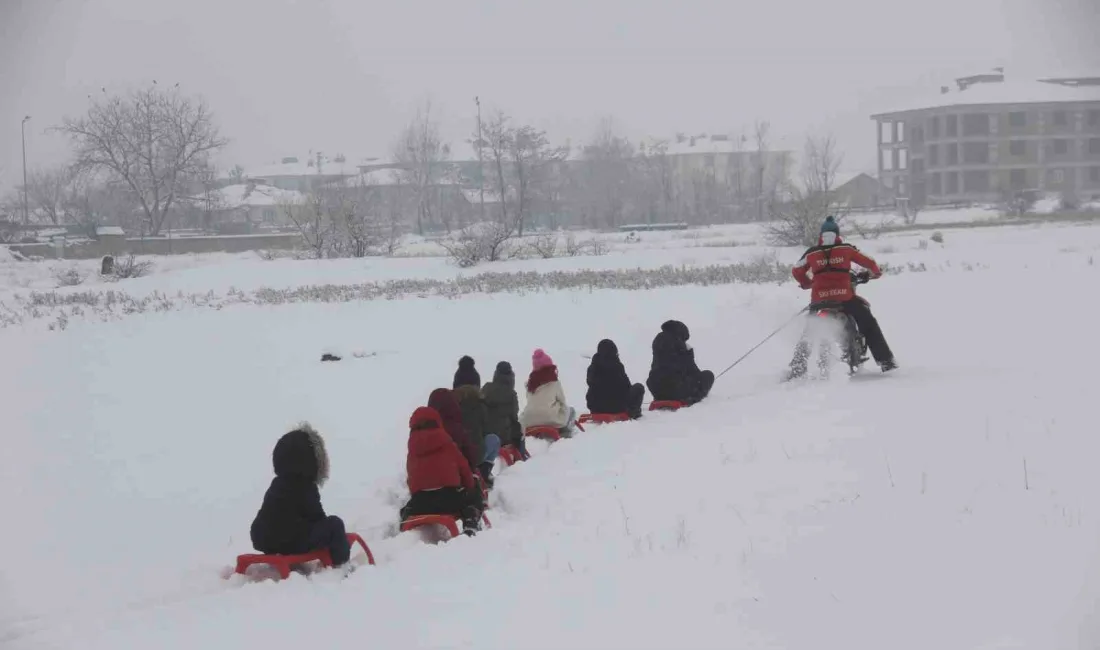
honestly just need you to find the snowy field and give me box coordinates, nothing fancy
[4,216,1100,649]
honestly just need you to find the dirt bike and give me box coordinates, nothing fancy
[808,271,872,376]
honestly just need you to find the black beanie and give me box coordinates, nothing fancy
[453,356,481,388]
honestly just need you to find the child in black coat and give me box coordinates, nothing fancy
[250,423,351,567]
[586,339,646,419]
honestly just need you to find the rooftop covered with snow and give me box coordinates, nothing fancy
[873,79,1100,118]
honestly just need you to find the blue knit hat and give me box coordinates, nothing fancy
[820,216,840,235]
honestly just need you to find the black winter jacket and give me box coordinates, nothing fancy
[646,320,703,401]
[586,339,635,414]
[482,364,522,446]
[250,424,331,554]
[453,384,489,462]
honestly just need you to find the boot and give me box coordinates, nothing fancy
[461,513,481,537]
[879,358,898,373]
[478,462,495,489]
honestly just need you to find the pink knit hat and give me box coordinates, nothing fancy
[532,348,555,371]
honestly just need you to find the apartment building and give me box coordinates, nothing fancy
[872,75,1100,205]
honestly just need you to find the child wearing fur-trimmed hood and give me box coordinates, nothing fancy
[250,423,352,567]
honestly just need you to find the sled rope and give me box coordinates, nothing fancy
[714,307,809,381]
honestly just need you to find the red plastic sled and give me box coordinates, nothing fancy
[525,425,561,442]
[399,513,493,539]
[578,412,630,425]
[649,400,687,412]
[499,445,525,466]
[234,533,375,579]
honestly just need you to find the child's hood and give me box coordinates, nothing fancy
[408,407,454,457]
[272,423,330,486]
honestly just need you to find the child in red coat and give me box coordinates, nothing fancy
[400,406,485,536]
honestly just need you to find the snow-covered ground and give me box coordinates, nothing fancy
[3,216,1100,649]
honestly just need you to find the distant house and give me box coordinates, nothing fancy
[872,72,1100,205]
[198,183,307,229]
[834,173,896,210]
[245,155,360,193]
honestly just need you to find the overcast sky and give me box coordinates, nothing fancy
[1,0,1097,192]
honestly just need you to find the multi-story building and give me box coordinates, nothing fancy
[872,75,1100,205]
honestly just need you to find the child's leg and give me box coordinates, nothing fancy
[628,383,645,418]
[482,434,501,464]
[308,515,351,566]
[559,407,578,437]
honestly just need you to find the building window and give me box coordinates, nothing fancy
[945,172,959,194]
[912,158,924,174]
[1051,139,1070,156]
[263,208,276,223]
[1090,138,1100,155]
[1091,167,1100,183]
[880,122,894,144]
[930,116,941,138]
[930,172,942,195]
[963,170,990,193]
[897,122,906,142]
[1009,140,1026,156]
[962,142,989,164]
[1049,168,1066,185]
[946,115,958,137]
[897,177,907,197]
[1090,110,1100,127]
[1009,112,1027,127]
[946,143,959,165]
[962,113,990,136]
[927,144,939,166]
[1052,111,1069,127]
[899,149,909,170]
[1010,169,1027,189]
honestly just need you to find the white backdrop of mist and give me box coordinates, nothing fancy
[1,0,1097,193]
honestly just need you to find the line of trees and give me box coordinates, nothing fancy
[3,85,850,253]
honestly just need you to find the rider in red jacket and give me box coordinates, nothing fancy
[400,406,485,535]
[787,217,897,378]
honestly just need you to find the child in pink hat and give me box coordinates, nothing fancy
[520,349,578,437]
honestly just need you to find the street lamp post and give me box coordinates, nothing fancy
[21,115,31,226]
[475,97,484,222]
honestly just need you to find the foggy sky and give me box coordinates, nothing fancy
[1,0,1096,193]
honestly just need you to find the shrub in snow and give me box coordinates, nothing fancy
[917,239,929,251]
[108,254,153,280]
[256,249,297,261]
[527,232,561,259]
[564,233,609,257]
[54,266,86,287]
[439,222,517,267]
[930,231,944,244]
[3,259,801,330]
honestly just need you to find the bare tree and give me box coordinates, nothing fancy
[64,173,136,234]
[472,110,512,227]
[636,139,676,224]
[392,101,450,235]
[752,121,772,222]
[280,193,333,259]
[508,124,568,235]
[765,134,847,247]
[581,118,635,229]
[19,166,73,226]
[57,85,227,236]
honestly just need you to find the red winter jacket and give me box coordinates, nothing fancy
[406,406,476,494]
[792,234,882,303]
